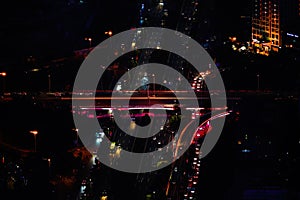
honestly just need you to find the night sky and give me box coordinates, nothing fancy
[0,0,251,67]
[0,1,299,199]
[0,0,137,63]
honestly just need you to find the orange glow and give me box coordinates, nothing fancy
[105,31,113,36]
[229,37,237,42]
[30,130,38,135]
[0,72,6,77]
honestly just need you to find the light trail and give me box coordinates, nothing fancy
[64,96,213,100]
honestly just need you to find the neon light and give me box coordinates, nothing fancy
[287,33,299,38]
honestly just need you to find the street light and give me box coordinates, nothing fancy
[152,73,156,96]
[47,158,51,176]
[75,128,79,145]
[105,31,113,37]
[72,128,79,145]
[0,72,6,94]
[29,130,38,152]
[84,37,92,48]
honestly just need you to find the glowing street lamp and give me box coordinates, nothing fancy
[29,130,38,152]
[0,72,6,93]
[75,128,79,145]
[105,31,113,37]
[72,128,79,145]
[47,158,51,176]
[84,37,92,48]
[152,73,156,96]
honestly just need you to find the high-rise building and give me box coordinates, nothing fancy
[134,0,200,89]
[251,0,300,55]
[251,0,281,55]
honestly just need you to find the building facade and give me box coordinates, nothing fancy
[251,0,281,55]
[251,0,300,55]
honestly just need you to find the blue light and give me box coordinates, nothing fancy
[140,19,144,25]
[287,33,299,38]
[141,4,144,10]
[242,149,251,153]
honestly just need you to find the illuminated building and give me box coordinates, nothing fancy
[251,0,281,55]
[133,0,201,91]
[251,0,300,54]
[131,0,169,90]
